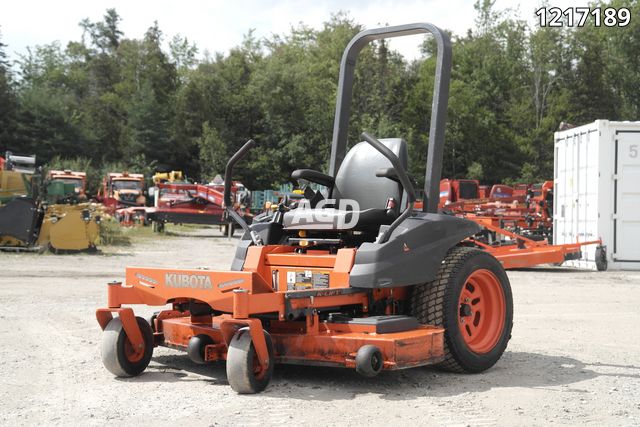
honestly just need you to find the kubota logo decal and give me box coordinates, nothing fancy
[218,278,245,289]
[164,273,213,289]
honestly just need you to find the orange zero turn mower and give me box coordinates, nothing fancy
[96,23,514,394]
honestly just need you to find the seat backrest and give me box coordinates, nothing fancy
[332,138,408,211]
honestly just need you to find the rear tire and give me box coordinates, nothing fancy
[101,316,154,377]
[410,246,513,373]
[226,328,274,394]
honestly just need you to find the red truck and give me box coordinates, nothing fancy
[97,172,146,212]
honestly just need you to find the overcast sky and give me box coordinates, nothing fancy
[2,0,583,61]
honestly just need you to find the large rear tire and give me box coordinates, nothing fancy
[410,246,513,373]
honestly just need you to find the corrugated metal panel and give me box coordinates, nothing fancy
[554,120,640,270]
[613,130,640,262]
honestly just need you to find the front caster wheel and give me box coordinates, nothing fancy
[101,316,154,377]
[226,328,274,394]
[355,345,383,377]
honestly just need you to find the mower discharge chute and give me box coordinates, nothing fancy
[96,23,514,393]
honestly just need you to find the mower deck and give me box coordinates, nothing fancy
[96,243,445,373]
[157,314,444,369]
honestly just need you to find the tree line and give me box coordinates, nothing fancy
[0,1,638,192]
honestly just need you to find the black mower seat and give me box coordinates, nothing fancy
[283,138,408,231]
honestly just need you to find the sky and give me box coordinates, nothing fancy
[1,0,584,62]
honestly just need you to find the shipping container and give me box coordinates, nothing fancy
[554,120,640,270]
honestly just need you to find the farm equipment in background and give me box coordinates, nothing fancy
[152,170,185,185]
[46,170,87,202]
[526,180,553,219]
[251,184,316,216]
[145,180,251,233]
[96,23,516,394]
[414,176,587,267]
[512,183,531,199]
[0,152,36,204]
[0,197,102,252]
[33,203,102,253]
[443,180,554,242]
[1,155,101,252]
[438,178,480,206]
[478,185,490,198]
[97,172,146,213]
[467,219,600,269]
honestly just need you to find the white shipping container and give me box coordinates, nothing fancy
[554,120,640,270]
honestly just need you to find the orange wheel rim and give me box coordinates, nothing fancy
[458,269,506,354]
[124,338,144,363]
[252,353,267,380]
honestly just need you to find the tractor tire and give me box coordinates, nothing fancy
[101,316,154,377]
[226,328,274,394]
[410,246,513,373]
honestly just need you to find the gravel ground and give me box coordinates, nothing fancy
[0,227,639,426]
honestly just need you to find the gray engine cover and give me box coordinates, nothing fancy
[349,213,481,288]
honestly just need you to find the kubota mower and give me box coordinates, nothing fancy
[96,23,514,394]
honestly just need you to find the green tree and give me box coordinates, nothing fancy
[9,5,640,191]
[0,28,17,148]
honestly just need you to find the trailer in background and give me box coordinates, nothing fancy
[554,120,640,270]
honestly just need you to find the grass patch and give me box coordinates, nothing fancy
[99,221,219,248]
[99,217,132,246]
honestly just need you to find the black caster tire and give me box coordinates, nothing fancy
[187,334,214,364]
[101,316,154,377]
[226,328,274,394]
[355,345,383,377]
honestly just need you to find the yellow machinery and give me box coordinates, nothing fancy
[0,152,103,252]
[0,152,36,204]
[37,203,102,252]
[152,170,184,184]
[0,200,102,252]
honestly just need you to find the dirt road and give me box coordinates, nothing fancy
[1,229,639,426]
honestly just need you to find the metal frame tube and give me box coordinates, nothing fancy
[328,23,452,213]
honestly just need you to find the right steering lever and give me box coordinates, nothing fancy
[361,132,416,244]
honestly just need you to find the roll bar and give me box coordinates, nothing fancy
[328,23,452,213]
